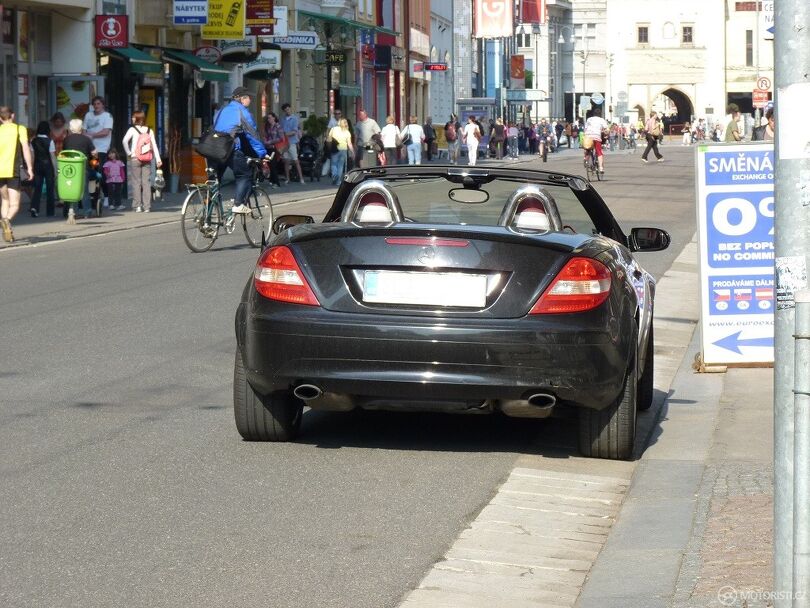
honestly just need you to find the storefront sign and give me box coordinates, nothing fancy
[473,0,513,38]
[174,0,208,25]
[243,49,281,75]
[326,50,346,64]
[194,45,222,63]
[271,6,288,37]
[16,11,29,61]
[219,38,257,58]
[697,143,775,365]
[423,62,448,71]
[409,28,430,56]
[267,31,318,49]
[246,0,275,35]
[95,15,128,48]
[202,0,245,40]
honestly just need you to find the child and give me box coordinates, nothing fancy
[103,148,126,211]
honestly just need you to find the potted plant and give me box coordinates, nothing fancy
[303,114,329,142]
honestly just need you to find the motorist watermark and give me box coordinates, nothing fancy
[717,584,806,606]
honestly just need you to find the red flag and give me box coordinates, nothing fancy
[521,0,545,25]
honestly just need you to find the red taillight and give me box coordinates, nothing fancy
[254,246,320,306]
[530,257,612,314]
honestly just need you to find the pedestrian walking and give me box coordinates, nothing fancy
[681,121,692,146]
[752,107,775,141]
[326,118,354,185]
[506,122,519,158]
[444,114,461,164]
[122,110,162,212]
[724,104,742,142]
[280,102,304,183]
[380,115,400,166]
[462,116,481,166]
[102,148,126,210]
[0,106,34,242]
[641,111,664,163]
[83,96,113,208]
[564,121,573,148]
[62,118,96,218]
[354,110,381,168]
[492,118,506,160]
[401,116,425,165]
[423,117,436,161]
[29,121,56,217]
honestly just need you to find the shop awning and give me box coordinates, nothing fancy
[297,10,399,36]
[106,47,162,75]
[163,50,230,82]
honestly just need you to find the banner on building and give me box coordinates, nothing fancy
[174,0,208,25]
[246,0,275,36]
[520,0,545,25]
[510,55,525,89]
[95,15,128,48]
[474,0,513,38]
[202,0,245,40]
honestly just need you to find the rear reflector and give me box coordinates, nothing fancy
[385,237,469,247]
[530,257,611,314]
[254,246,320,306]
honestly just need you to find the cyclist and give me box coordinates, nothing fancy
[583,107,609,175]
[211,87,267,214]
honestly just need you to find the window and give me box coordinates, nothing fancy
[638,26,649,44]
[746,30,753,66]
[682,26,693,44]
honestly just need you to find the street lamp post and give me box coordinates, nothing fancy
[558,24,588,119]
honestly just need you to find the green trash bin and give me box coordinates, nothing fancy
[57,150,87,203]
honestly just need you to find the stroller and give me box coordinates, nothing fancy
[297,135,323,182]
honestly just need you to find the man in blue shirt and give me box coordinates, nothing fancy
[212,87,267,213]
[280,102,304,184]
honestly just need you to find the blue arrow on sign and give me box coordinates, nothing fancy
[714,331,774,354]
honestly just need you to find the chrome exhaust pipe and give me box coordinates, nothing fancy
[293,384,323,401]
[527,393,557,409]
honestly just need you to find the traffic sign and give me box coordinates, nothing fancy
[757,76,771,91]
[591,92,604,105]
[753,89,769,109]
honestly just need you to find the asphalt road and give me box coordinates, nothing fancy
[0,144,697,608]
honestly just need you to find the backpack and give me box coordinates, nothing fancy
[135,128,153,162]
[446,123,457,141]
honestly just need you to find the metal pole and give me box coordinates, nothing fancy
[774,0,810,604]
[795,291,810,607]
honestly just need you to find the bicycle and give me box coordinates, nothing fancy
[583,145,602,183]
[181,157,273,253]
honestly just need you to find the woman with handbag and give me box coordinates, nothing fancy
[326,118,354,185]
[30,121,56,217]
[380,116,400,166]
[0,106,34,242]
[401,116,425,165]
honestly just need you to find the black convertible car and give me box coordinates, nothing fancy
[233,165,669,460]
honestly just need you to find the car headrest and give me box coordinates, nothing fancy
[342,180,403,224]
[514,198,550,230]
[499,185,563,232]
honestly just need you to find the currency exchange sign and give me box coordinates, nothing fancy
[696,143,775,365]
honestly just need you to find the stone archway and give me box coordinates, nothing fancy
[659,88,695,122]
[634,104,646,122]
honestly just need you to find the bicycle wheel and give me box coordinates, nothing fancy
[242,186,273,248]
[181,189,220,252]
[584,155,595,183]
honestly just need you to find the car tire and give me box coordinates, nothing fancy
[578,359,637,460]
[233,349,303,441]
[638,323,654,411]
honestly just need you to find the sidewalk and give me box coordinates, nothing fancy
[577,338,774,604]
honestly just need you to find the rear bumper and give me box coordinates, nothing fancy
[238,301,633,411]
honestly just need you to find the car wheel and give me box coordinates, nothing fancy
[578,360,637,460]
[638,323,654,411]
[233,349,303,441]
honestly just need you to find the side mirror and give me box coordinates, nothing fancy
[629,227,671,252]
[272,214,315,235]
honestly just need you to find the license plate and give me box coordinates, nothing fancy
[363,271,487,307]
